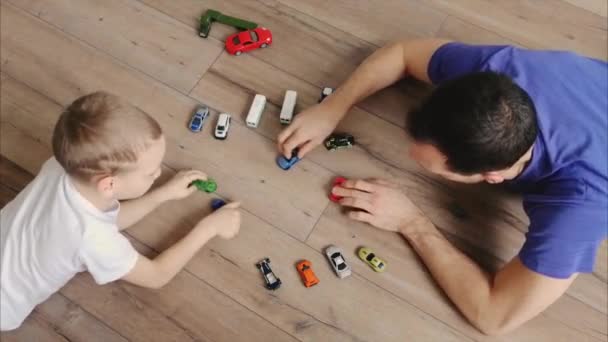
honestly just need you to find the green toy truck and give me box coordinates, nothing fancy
[199,9,258,38]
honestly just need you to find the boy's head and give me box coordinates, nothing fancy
[52,91,165,200]
[406,72,538,184]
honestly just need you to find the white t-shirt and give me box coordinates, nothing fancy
[0,158,138,331]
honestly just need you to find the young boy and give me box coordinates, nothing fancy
[0,91,241,331]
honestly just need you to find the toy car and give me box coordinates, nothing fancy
[296,260,319,288]
[329,177,347,203]
[358,247,387,272]
[192,179,217,193]
[214,113,231,140]
[318,87,334,103]
[189,105,210,132]
[324,133,355,151]
[246,94,266,128]
[280,90,297,125]
[276,150,300,170]
[256,258,282,290]
[325,245,351,279]
[199,9,257,38]
[211,198,226,211]
[225,27,272,56]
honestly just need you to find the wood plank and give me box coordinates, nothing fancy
[0,312,69,342]
[142,0,379,89]
[34,294,129,342]
[0,2,330,242]
[10,0,224,93]
[436,15,520,45]
[424,0,607,60]
[269,0,447,45]
[121,237,299,342]
[60,274,200,342]
[562,0,608,18]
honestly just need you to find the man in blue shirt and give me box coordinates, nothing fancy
[277,39,607,334]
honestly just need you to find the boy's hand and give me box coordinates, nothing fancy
[158,170,207,202]
[197,202,242,239]
[277,101,346,159]
[332,178,432,235]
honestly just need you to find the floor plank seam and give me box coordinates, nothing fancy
[120,232,304,342]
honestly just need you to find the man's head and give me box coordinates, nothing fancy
[406,72,538,184]
[52,91,165,200]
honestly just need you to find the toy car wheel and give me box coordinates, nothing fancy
[261,43,268,48]
[235,51,242,56]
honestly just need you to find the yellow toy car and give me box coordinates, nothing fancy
[358,247,387,272]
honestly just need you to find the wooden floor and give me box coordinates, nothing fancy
[1,0,606,341]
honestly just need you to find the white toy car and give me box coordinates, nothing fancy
[214,113,231,140]
[325,245,351,279]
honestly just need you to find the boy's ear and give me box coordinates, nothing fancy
[96,175,116,196]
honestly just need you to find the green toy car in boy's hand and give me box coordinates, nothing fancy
[191,179,217,193]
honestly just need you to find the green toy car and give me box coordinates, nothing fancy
[324,133,355,151]
[199,9,258,38]
[192,179,217,193]
[358,247,387,272]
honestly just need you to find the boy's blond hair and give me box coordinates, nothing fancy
[52,91,162,180]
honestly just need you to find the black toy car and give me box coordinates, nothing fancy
[256,258,282,290]
[324,133,355,151]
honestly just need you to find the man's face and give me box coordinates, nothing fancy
[408,142,486,184]
[112,135,166,200]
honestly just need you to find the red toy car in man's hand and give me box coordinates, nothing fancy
[225,27,272,56]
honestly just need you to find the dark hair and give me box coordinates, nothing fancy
[407,72,538,174]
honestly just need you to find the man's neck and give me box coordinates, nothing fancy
[69,176,116,212]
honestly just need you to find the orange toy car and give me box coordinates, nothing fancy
[296,260,319,288]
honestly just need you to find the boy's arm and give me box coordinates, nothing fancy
[122,203,240,288]
[117,170,207,230]
[117,189,165,230]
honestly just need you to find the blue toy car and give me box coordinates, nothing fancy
[211,198,226,211]
[276,150,300,170]
[189,105,210,132]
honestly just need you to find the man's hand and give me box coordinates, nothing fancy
[196,202,242,239]
[332,178,431,233]
[156,170,207,202]
[277,101,346,159]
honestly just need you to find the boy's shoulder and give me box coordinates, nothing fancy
[2,157,118,238]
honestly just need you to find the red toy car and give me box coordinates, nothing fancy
[225,27,272,56]
[329,177,347,203]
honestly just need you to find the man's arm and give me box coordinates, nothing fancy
[122,202,241,288]
[332,178,576,335]
[278,38,450,158]
[325,38,449,113]
[403,220,576,335]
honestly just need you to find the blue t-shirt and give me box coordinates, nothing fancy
[428,42,608,279]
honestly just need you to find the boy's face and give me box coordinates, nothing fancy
[112,135,166,200]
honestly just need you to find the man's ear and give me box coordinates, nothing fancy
[483,171,505,184]
[96,175,116,196]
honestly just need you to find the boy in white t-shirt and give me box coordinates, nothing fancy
[0,91,241,331]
